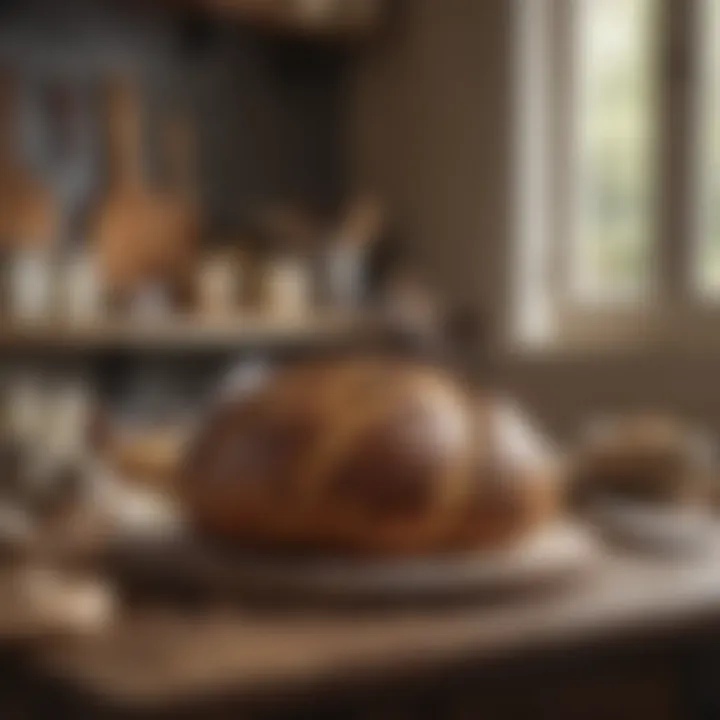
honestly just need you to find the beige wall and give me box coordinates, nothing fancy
[348,0,720,439]
[348,0,511,316]
[498,354,720,439]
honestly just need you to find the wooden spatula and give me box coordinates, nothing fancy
[93,79,199,307]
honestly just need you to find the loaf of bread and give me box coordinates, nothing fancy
[178,359,561,556]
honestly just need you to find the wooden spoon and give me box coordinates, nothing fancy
[93,77,156,299]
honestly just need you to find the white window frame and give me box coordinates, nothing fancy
[511,0,720,354]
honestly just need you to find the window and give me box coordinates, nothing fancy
[697,0,720,295]
[571,0,658,301]
[514,0,718,349]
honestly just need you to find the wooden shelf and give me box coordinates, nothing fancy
[175,0,383,41]
[0,313,388,352]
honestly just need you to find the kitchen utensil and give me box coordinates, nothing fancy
[6,247,56,322]
[25,79,99,253]
[0,70,59,251]
[323,195,383,308]
[197,250,242,316]
[57,249,105,324]
[94,78,199,308]
[263,254,311,317]
[93,77,155,298]
[146,112,200,308]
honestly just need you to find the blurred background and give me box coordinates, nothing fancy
[1,0,720,718]
[0,0,412,486]
[4,0,720,453]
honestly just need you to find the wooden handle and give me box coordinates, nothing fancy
[105,78,145,191]
[0,72,59,250]
[337,196,384,249]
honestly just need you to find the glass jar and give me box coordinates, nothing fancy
[198,253,241,317]
[57,251,104,325]
[7,249,55,323]
[263,256,311,318]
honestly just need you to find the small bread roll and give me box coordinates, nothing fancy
[575,414,716,506]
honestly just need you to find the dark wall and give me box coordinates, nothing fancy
[0,0,349,234]
[349,0,512,319]
[0,0,350,417]
[191,25,348,227]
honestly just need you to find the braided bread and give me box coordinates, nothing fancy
[178,359,561,556]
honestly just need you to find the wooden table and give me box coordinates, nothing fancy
[8,544,720,718]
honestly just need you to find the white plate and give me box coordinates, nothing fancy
[107,522,596,604]
[589,500,719,556]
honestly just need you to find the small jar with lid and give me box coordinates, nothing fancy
[57,250,105,325]
[197,250,243,318]
[263,253,312,319]
[6,248,55,323]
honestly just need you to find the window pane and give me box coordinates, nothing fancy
[571,0,659,301]
[697,0,720,295]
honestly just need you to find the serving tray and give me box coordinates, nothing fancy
[102,521,597,605]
